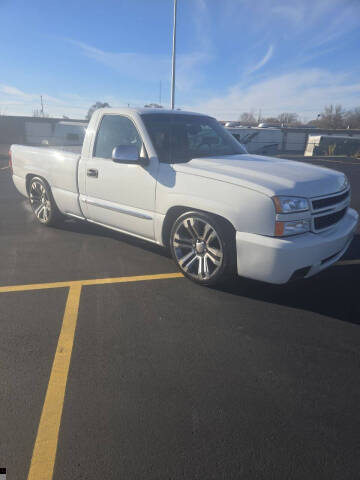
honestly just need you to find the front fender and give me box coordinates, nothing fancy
[157,171,275,237]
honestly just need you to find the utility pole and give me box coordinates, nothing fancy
[40,95,44,117]
[159,80,162,106]
[170,0,177,109]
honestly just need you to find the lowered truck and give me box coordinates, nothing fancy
[10,108,358,285]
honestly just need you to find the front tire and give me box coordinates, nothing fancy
[29,177,62,226]
[170,211,236,286]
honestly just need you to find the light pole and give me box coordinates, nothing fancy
[171,0,177,109]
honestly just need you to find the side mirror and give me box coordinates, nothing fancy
[112,145,140,164]
[112,145,149,166]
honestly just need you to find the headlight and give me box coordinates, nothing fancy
[273,196,309,213]
[275,219,310,236]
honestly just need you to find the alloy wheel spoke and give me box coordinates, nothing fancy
[178,249,196,267]
[202,223,213,242]
[173,235,193,249]
[43,205,50,220]
[206,250,221,267]
[35,204,44,217]
[206,230,217,245]
[198,256,204,277]
[39,205,46,219]
[203,255,210,278]
[183,254,198,272]
[183,219,200,239]
[182,252,199,272]
[207,246,222,259]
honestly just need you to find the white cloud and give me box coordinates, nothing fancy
[69,40,210,92]
[0,82,168,118]
[0,83,91,118]
[271,5,305,25]
[247,45,274,74]
[184,69,360,120]
[0,84,33,99]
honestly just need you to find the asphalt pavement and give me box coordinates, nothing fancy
[0,157,360,480]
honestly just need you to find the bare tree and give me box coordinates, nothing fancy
[260,117,280,125]
[32,109,49,118]
[86,102,110,120]
[315,104,346,129]
[238,112,257,125]
[277,112,300,126]
[144,103,163,108]
[344,107,360,129]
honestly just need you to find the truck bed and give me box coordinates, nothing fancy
[11,144,83,218]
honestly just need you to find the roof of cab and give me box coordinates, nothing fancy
[96,107,211,117]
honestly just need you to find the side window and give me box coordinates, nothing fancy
[94,115,142,159]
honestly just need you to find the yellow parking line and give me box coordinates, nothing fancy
[0,272,183,293]
[80,271,183,286]
[0,271,183,479]
[0,280,78,293]
[27,284,82,480]
[335,259,360,266]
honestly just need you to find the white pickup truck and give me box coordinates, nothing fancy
[10,108,358,285]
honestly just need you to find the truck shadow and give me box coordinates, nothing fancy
[57,217,359,325]
[55,217,171,258]
[217,234,360,326]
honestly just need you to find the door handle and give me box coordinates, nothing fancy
[87,168,98,178]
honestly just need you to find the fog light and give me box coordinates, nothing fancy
[275,219,310,236]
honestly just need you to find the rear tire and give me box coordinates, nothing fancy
[28,176,62,226]
[170,211,236,286]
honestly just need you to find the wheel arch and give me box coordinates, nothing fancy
[26,173,52,195]
[161,205,236,247]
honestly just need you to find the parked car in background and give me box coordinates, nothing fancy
[224,121,242,127]
[226,126,282,155]
[258,122,281,128]
[305,134,360,157]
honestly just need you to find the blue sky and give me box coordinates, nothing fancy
[0,0,359,120]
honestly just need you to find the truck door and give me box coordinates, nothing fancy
[84,114,157,240]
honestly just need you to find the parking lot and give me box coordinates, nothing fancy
[1,157,360,479]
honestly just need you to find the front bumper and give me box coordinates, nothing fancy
[236,208,358,284]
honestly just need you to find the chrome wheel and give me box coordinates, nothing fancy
[29,179,52,223]
[172,217,224,281]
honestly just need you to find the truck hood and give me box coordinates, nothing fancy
[172,154,347,198]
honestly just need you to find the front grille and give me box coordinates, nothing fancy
[312,190,349,210]
[314,208,347,230]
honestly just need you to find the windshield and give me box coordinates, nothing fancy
[141,113,246,163]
